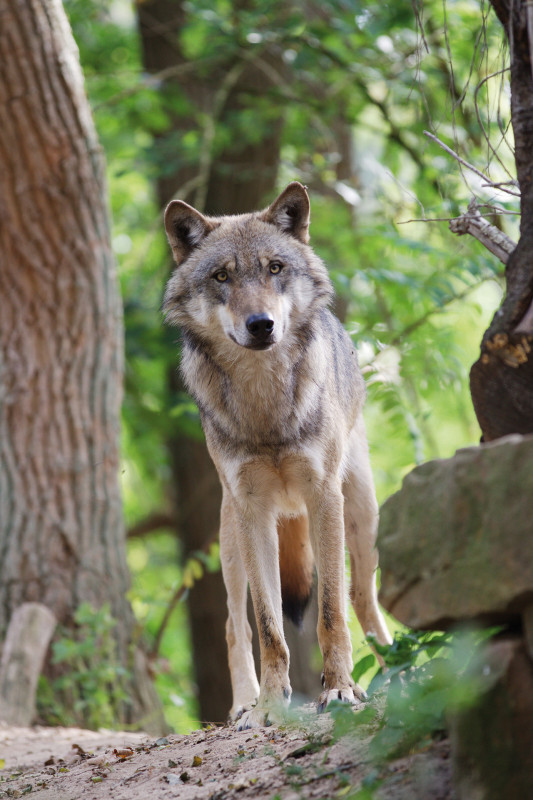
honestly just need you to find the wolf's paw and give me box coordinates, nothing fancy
[235,705,274,731]
[317,683,367,714]
[229,700,257,725]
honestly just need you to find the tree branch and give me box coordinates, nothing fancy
[387,280,491,347]
[449,199,517,264]
[127,512,177,539]
[149,533,218,659]
[423,130,520,196]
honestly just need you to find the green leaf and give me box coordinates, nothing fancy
[352,653,376,684]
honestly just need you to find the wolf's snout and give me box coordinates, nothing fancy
[246,313,274,341]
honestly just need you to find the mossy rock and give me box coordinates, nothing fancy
[378,433,533,629]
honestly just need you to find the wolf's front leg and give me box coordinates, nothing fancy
[219,495,260,723]
[234,503,291,730]
[307,479,366,711]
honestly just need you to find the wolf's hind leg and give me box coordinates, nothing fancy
[219,494,259,722]
[344,421,392,649]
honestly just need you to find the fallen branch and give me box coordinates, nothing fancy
[449,198,517,264]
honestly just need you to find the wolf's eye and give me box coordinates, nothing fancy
[214,270,228,282]
[269,262,283,275]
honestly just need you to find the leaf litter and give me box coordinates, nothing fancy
[0,708,454,799]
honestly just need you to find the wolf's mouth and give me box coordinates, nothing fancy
[244,341,274,351]
[228,334,275,351]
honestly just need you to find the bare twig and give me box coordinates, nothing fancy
[411,0,430,54]
[92,58,222,112]
[473,68,514,179]
[150,584,188,660]
[127,512,177,539]
[449,198,517,264]
[481,181,519,190]
[399,205,519,224]
[387,280,491,348]
[358,278,494,350]
[193,57,249,212]
[150,533,218,659]
[423,130,520,196]
[399,216,472,224]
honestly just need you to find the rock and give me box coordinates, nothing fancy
[378,434,533,630]
[450,635,533,800]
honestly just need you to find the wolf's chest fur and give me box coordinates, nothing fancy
[181,323,329,456]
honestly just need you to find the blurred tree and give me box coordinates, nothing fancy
[136,0,305,723]
[0,0,164,731]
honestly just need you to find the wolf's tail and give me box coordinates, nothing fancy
[277,515,314,628]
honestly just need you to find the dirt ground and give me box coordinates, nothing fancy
[0,709,455,800]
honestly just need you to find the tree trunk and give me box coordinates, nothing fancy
[138,0,321,722]
[469,0,533,440]
[0,0,163,731]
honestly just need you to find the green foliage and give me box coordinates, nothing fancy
[369,632,487,761]
[37,603,129,730]
[127,532,200,733]
[330,630,488,765]
[181,541,221,589]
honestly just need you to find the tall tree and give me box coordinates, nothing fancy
[0,0,163,731]
[469,0,533,440]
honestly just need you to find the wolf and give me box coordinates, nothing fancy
[163,182,392,730]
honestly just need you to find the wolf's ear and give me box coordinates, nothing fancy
[164,200,213,265]
[262,182,310,244]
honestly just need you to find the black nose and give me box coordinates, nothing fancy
[246,313,274,340]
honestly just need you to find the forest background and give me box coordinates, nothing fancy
[26,0,517,732]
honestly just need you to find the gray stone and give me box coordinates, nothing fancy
[378,433,533,630]
[450,636,533,800]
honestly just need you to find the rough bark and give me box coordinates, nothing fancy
[469,0,533,440]
[138,0,321,722]
[0,0,163,730]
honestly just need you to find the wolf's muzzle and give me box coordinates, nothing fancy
[246,313,274,344]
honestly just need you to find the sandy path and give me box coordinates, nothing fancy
[0,714,453,799]
[0,722,148,770]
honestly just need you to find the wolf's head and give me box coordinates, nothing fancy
[162,183,333,351]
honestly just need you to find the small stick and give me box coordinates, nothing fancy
[423,131,520,196]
